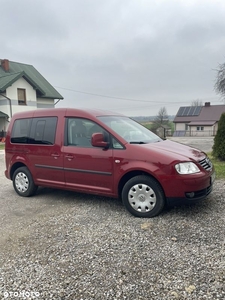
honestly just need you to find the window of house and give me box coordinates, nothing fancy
[17,88,26,105]
[197,126,204,131]
[185,124,189,131]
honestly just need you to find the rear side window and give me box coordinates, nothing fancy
[29,117,57,144]
[11,118,32,143]
[11,117,57,145]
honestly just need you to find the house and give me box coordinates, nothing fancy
[0,59,63,136]
[173,102,225,137]
[156,125,172,138]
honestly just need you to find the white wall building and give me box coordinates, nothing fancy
[173,102,225,137]
[0,59,63,136]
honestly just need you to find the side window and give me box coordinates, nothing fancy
[11,118,31,143]
[30,117,57,144]
[112,137,124,149]
[67,118,106,147]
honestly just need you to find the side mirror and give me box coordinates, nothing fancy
[91,133,109,148]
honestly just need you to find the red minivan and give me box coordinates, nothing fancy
[5,108,215,217]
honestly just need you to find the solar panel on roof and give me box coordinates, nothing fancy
[176,106,202,117]
[193,106,201,116]
[183,107,190,115]
[177,107,185,116]
[189,106,195,115]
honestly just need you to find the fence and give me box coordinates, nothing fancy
[173,130,215,137]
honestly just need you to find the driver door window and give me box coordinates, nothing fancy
[67,118,106,147]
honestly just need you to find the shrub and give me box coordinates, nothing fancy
[212,112,225,160]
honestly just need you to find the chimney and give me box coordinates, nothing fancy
[1,59,9,72]
[205,102,210,107]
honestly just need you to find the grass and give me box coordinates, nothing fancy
[142,123,152,130]
[0,143,224,179]
[207,153,225,180]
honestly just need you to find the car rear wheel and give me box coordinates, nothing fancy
[122,175,165,218]
[13,167,37,197]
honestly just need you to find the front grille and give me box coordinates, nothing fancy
[198,157,213,171]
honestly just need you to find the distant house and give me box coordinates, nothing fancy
[0,59,63,136]
[156,125,172,138]
[173,102,225,137]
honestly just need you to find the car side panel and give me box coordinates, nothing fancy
[63,145,114,195]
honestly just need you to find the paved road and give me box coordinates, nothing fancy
[168,136,214,153]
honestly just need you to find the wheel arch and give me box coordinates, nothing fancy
[10,162,28,180]
[118,170,165,199]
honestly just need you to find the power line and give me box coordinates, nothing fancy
[54,86,222,105]
[54,86,181,104]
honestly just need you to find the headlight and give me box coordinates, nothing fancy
[175,162,200,174]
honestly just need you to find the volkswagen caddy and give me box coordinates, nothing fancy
[5,108,215,217]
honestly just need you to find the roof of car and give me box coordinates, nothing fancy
[11,107,124,119]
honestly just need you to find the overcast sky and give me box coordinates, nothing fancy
[2,0,225,116]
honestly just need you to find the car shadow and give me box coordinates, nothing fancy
[35,186,124,212]
[34,187,216,219]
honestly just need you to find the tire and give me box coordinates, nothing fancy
[122,175,165,218]
[13,167,37,197]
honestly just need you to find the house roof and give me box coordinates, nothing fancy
[0,59,63,99]
[188,121,216,126]
[173,103,225,124]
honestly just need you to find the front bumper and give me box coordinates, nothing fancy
[166,182,213,207]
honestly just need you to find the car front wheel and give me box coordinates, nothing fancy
[122,175,165,218]
[13,167,37,197]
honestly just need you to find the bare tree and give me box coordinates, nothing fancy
[153,107,169,126]
[214,62,225,101]
[191,99,203,106]
[150,107,169,136]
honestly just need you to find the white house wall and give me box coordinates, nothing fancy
[214,123,218,133]
[190,126,214,136]
[37,97,55,108]
[6,77,37,115]
[175,123,185,131]
[0,118,8,132]
[0,76,58,133]
[0,95,10,117]
[174,122,218,136]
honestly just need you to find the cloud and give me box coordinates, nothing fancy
[2,0,225,115]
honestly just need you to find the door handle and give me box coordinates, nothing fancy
[51,153,60,159]
[65,154,74,160]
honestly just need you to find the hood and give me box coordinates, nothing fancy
[130,140,206,162]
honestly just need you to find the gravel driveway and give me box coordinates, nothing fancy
[0,149,224,300]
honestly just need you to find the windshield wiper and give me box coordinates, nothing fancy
[130,139,162,144]
[130,141,146,144]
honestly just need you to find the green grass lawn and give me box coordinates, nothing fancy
[0,144,5,150]
[208,153,225,180]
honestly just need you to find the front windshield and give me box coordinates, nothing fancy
[98,116,162,144]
